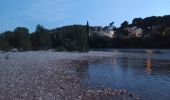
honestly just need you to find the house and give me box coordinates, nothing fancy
[90,26,115,38]
[89,26,102,36]
[102,29,115,38]
[132,28,143,37]
[125,26,143,37]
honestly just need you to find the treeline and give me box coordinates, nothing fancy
[131,15,170,31]
[0,24,89,52]
[1,15,170,51]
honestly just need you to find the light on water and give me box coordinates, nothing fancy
[146,58,152,74]
[76,49,170,100]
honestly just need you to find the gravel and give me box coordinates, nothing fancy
[0,51,141,100]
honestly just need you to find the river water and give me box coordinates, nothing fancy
[76,49,170,100]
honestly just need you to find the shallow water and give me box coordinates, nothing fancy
[76,49,170,100]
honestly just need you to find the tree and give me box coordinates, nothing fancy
[86,21,90,50]
[0,35,10,51]
[121,21,129,28]
[86,21,89,33]
[3,31,16,48]
[31,25,52,50]
[109,22,115,29]
[132,18,143,27]
[14,27,32,51]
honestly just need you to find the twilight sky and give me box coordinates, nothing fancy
[0,0,170,32]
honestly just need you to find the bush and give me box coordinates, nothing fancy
[0,38,11,51]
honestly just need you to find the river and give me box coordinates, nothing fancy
[76,49,170,100]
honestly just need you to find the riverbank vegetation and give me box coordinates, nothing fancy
[0,24,89,52]
[1,15,170,52]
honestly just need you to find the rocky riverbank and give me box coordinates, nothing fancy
[0,51,140,100]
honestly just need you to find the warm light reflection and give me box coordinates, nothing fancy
[146,58,152,73]
[146,50,153,73]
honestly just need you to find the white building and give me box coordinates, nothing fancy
[132,28,142,37]
[102,29,115,38]
[90,26,115,38]
[125,26,143,37]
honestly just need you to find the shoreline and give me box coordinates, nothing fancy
[0,51,140,100]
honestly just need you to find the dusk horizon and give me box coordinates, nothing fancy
[1,1,170,100]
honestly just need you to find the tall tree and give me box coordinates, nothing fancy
[86,21,90,35]
[14,27,32,51]
[86,21,90,50]
[32,25,52,50]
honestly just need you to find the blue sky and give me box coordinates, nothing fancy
[0,0,170,32]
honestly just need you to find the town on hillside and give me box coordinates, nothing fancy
[89,15,170,39]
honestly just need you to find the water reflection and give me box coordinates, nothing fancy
[146,58,152,73]
[75,50,170,100]
[146,50,153,73]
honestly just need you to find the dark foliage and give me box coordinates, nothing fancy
[30,25,52,50]
[14,27,32,51]
[0,35,10,51]
[0,24,89,52]
[1,15,170,51]
[50,25,89,52]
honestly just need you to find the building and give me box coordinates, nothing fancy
[102,29,115,38]
[90,26,115,38]
[125,26,143,37]
[132,28,143,37]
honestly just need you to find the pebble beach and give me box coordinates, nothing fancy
[0,51,141,100]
